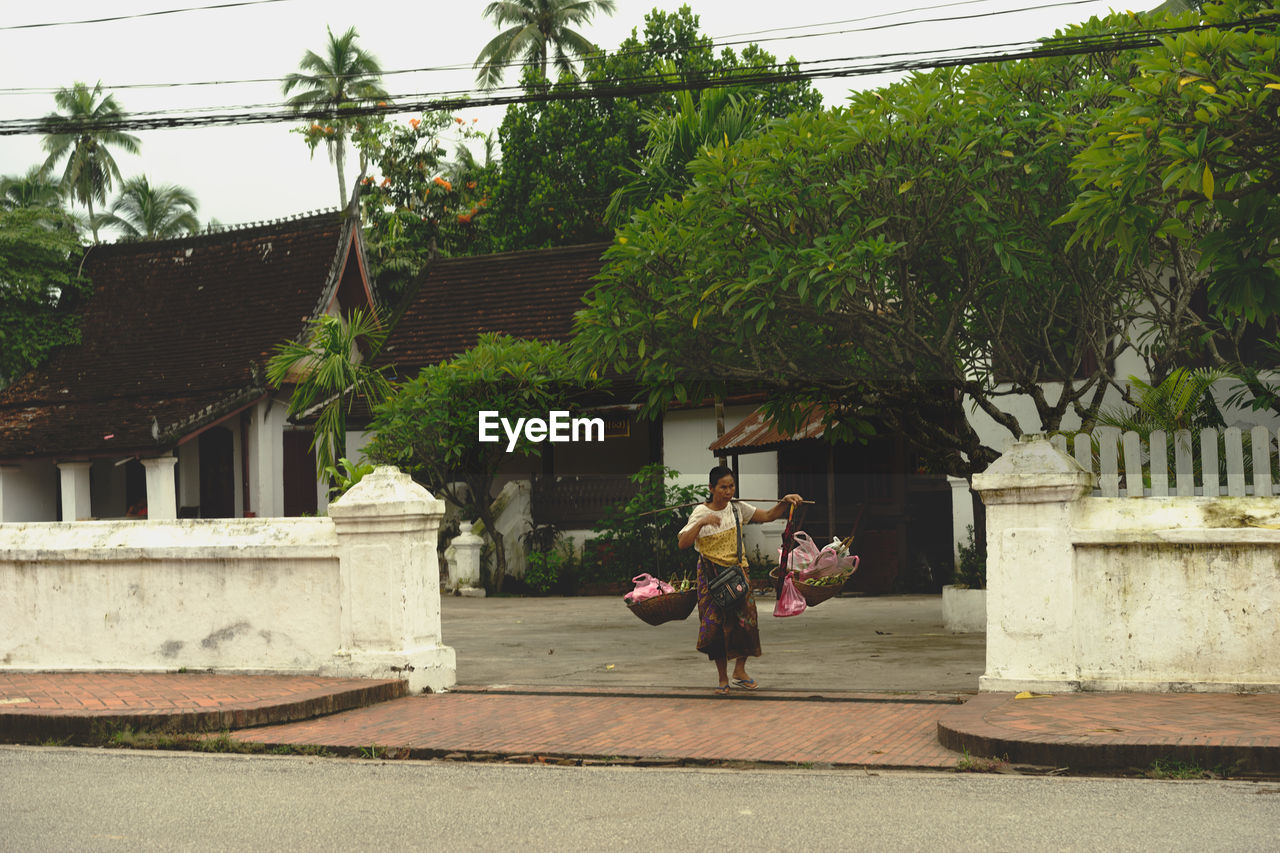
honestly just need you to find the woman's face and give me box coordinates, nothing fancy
[711,474,736,504]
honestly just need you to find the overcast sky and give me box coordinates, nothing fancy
[0,0,1134,231]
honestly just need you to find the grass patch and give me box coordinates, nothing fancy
[956,749,1009,773]
[1146,758,1223,780]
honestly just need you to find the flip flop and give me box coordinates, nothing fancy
[714,684,731,696]
[733,678,759,690]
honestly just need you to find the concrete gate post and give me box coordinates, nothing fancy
[972,434,1095,692]
[141,455,179,521]
[327,466,457,693]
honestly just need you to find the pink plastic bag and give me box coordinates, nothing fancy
[798,549,859,580]
[779,531,820,574]
[773,573,807,618]
[624,573,674,604]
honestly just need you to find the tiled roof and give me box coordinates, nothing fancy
[0,211,358,460]
[376,242,608,375]
[708,405,827,453]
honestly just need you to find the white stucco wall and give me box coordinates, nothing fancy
[0,467,456,693]
[0,461,59,523]
[976,436,1280,693]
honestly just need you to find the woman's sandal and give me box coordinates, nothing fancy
[733,678,759,690]
[714,684,731,695]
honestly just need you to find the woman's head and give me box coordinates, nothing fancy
[708,465,736,503]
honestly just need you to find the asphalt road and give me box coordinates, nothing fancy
[4,747,1278,851]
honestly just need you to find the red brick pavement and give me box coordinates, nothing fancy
[0,672,405,741]
[232,687,967,768]
[939,692,1280,773]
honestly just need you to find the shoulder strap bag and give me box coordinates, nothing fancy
[705,503,750,608]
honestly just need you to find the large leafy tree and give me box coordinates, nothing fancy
[283,26,387,208]
[0,207,89,387]
[473,0,617,90]
[40,82,141,243]
[1060,0,1280,386]
[365,334,596,593]
[573,39,1140,478]
[93,176,199,240]
[267,309,392,479]
[479,6,822,252]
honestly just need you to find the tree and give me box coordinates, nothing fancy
[1,165,63,212]
[604,84,765,225]
[93,176,199,240]
[283,26,387,208]
[352,113,492,303]
[573,46,1138,479]
[0,207,89,387]
[473,0,617,90]
[364,334,596,593]
[266,309,392,478]
[1060,0,1280,383]
[480,5,822,252]
[40,82,141,243]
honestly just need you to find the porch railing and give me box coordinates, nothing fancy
[1049,426,1280,498]
[531,474,639,528]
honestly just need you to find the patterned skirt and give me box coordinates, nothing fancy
[695,556,761,661]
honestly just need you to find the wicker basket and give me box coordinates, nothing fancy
[627,588,698,626]
[770,567,848,607]
[792,575,847,607]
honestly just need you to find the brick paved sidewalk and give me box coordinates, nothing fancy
[939,692,1280,773]
[0,672,405,742]
[231,686,968,768]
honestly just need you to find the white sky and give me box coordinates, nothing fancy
[0,0,1135,231]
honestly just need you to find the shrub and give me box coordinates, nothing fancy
[588,464,706,585]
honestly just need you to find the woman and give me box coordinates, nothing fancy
[678,465,803,695]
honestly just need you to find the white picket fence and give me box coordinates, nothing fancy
[1049,426,1280,498]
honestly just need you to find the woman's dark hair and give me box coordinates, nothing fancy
[708,465,735,488]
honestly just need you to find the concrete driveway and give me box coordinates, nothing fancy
[440,593,985,694]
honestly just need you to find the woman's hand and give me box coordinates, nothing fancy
[678,514,716,550]
[755,494,805,523]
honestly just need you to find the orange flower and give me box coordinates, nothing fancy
[454,117,463,124]
[466,181,477,189]
[457,213,472,223]
[433,176,453,192]
[377,101,388,107]
[410,118,421,129]
[381,177,391,188]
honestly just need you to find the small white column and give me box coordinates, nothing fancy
[972,434,1094,693]
[447,529,486,596]
[141,456,178,520]
[327,466,457,692]
[57,460,93,522]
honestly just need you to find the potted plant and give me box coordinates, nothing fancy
[942,525,986,633]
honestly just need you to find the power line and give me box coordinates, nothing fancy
[0,0,297,31]
[2,15,1274,137]
[0,0,1115,97]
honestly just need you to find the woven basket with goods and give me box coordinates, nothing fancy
[627,587,698,625]
[769,566,855,607]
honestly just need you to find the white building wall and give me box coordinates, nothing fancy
[0,462,59,523]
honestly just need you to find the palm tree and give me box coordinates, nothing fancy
[283,26,386,208]
[40,82,141,243]
[0,165,64,211]
[473,0,617,90]
[266,309,392,479]
[606,85,765,224]
[93,176,200,240]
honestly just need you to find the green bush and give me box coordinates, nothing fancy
[587,464,706,585]
[954,524,986,590]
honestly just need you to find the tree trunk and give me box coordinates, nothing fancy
[335,137,348,209]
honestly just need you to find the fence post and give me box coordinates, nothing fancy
[972,434,1095,692]
[327,466,457,693]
